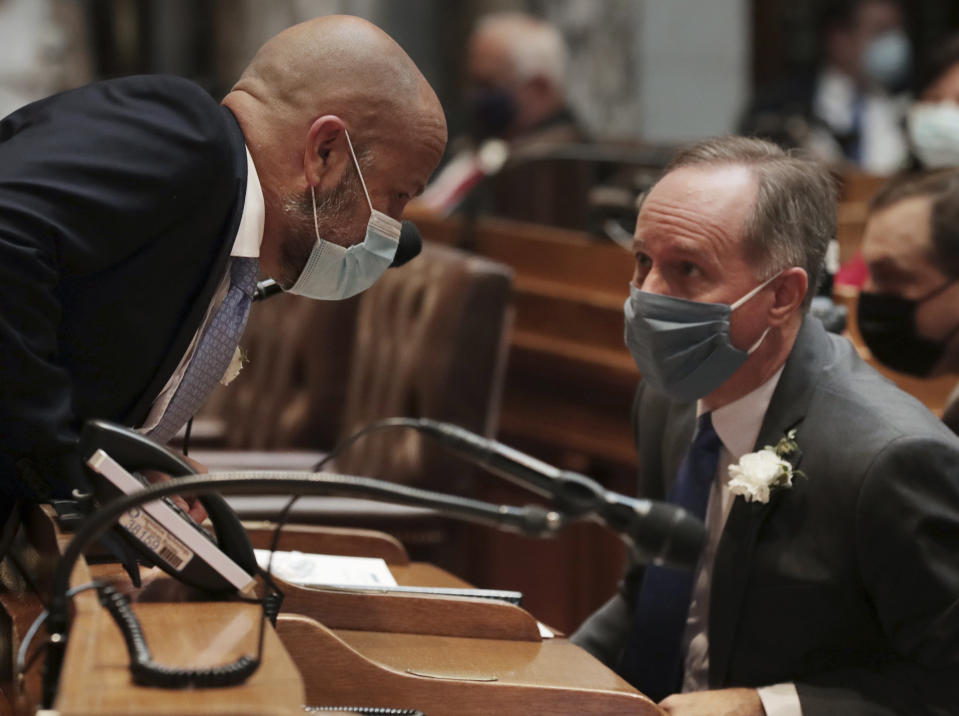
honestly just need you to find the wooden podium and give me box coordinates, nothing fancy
[1,509,661,715]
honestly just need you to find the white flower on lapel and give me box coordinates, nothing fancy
[728,429,800,504]
[220,346,247,386]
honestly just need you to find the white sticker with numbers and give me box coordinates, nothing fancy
[119,506,195,571]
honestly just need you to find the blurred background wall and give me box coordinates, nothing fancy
[5,0,959,143]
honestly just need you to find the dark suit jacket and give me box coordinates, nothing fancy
[0,75,247,503]
[572,317,959,715]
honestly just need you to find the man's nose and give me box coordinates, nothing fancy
[639,267,669,295]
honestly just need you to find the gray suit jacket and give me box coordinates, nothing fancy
[572,317,959,715]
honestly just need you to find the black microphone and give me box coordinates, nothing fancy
[390,220,422,267]
[410,419,705,570]
[253,220,422,301]
[253,278,283,302]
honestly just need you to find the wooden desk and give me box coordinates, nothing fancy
[265,530,661,716]
[56,602,304,716]
[4,509,307,716]
[5,516,660,715]
[277,617,659,716]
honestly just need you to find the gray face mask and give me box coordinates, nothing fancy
[623,274,779,402]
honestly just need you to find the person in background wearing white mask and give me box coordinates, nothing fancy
[741,0,910,173]
[572,136,959,715]
[0,16,447,527]
[908,35,959,168]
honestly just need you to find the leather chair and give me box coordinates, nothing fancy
[193,244,514,573]
[332,243,514,491]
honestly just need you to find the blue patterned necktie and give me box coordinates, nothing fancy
[146,256,258,444]
[619,412,722,702]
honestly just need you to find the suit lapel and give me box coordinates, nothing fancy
[123,107,248,427]
[707,317,829,687]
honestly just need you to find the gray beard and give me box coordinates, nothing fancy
[278,172,361,289]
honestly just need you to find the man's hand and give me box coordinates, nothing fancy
[659,688,765,716]
[142,454,209,523]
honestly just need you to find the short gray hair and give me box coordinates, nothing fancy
[660,136,837,309]
[473,12,568,92]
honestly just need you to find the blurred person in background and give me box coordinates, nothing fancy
[0,0,92,116]
[906,34,959,168]
[742,0,910,173]
[417,10,585,217]
[858,169,959,434]
[836,33,959,291]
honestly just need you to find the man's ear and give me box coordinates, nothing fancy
[768,267,808,325]
[304,115,350,192]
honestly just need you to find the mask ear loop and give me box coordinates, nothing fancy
[919,278,957,305]
[309,127,373,244]
[310,186,321,241]
[730,270,783,310]
[343,128,374,215]
[732,271,783,354]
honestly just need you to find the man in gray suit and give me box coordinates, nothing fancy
[572,136,959,716]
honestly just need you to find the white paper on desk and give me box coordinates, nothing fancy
[253,549,398,587]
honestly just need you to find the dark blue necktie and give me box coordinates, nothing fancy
[619,412,722,702]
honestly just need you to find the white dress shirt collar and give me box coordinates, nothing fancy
[697,365,786,462]
[231,147,265,257]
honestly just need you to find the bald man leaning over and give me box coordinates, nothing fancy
[0,16,447,524]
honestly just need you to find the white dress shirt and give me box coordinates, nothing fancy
[139,147,265,433]
[807,66,908,174]
[677,366,802,716]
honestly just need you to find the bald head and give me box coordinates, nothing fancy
[231,15,444,150]
[222,15,446,286]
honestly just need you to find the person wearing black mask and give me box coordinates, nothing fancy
[859,169,959,432]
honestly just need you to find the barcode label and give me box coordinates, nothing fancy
[158,545,184,569]
[118,507,194,571]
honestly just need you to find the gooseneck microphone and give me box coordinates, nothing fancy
[414,419,704,569]
[253,220,422,302]
[390,220,423,267]
[351,418,706,570]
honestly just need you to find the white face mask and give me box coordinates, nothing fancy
[287,129,401,300]
[862,29,911,89]
[908,102,959,169]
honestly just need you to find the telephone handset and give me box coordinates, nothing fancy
[79,420,257,594]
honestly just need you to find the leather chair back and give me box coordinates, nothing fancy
[199,293,360,451]
[199,243,513,493]
[333,244,514,489]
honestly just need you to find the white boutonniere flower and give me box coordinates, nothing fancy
[728,429,803,504]
[220,346,248,386]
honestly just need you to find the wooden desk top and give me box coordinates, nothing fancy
[55,602,305,716]
[276,614,661,716]
[391,563,473,589]
[336,629,634,692]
